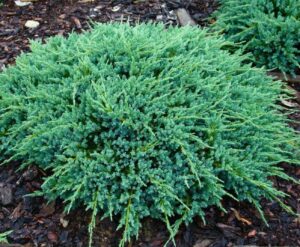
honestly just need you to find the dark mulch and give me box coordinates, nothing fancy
[1,162,299,246]
[0,1,299,247]
[0,0,217,68]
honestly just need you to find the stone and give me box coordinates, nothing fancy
[0,183,13,205]
[175,8,197,26]
[25,20,40,29]
[15,0,32,7]
[193,239,213,247]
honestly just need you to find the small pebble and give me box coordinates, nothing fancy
[15,0,32,7]
[25,20,40,29]
[112,5,121,12]
[0,183,13,205]
[156,15,164,21]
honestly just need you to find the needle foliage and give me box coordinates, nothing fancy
[0,23,299,246]
[0,231,12,244]
[212,0,300,75]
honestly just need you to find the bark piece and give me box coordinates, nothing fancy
[175,8,196,26]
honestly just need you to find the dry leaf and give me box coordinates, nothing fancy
[60,215,69,228]
[38,201,56,217]
[71,16,82,29]
[9,203,23,220]
[247,229,257,237]
[47,231,58,242]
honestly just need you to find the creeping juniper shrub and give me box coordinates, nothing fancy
[0,23,299,246]
[0,231,12,244]
[212,0,300,75]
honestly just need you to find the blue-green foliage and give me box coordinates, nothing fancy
[0,231,12,243]
[212,0,300,75]
[0,23,299,246]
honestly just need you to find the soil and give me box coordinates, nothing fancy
[0,0,217,68]
[0,1,299,247]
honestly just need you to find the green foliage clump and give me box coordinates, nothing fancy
[212,0,300,75]
[0,231,12,243]
[0,23,299,246]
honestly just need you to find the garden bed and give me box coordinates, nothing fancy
[1,162,300,246]
[0,0,217,68]
[0,1,299,247]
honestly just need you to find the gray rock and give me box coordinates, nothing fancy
[175,8,196,26]
[0,183,13,205]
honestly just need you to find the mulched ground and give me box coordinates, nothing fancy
[0,0,217,68]
[0,1,299,246]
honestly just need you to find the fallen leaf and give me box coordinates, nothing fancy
[94,5,105,10]
[37,201,55,217]
[71,16,82,29]
[9,203,23,220]
[265,208,274,217]
[247,229,257,237]
[47,231,58,243]
[58,14,67,19]
[60,215,69,228]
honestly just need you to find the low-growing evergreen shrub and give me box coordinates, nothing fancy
[0,231,12,244]
[212,0,300,75]
[0,23,299,246]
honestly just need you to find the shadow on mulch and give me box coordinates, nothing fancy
[0,1,299,247]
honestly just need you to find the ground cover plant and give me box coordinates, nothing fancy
[212,0,300,75]
[0,231,12,243]
[0,23,299,246]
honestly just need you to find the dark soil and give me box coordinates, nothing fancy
[1,162,300,247]
[0,1,299,247]
[0,0,217,68]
